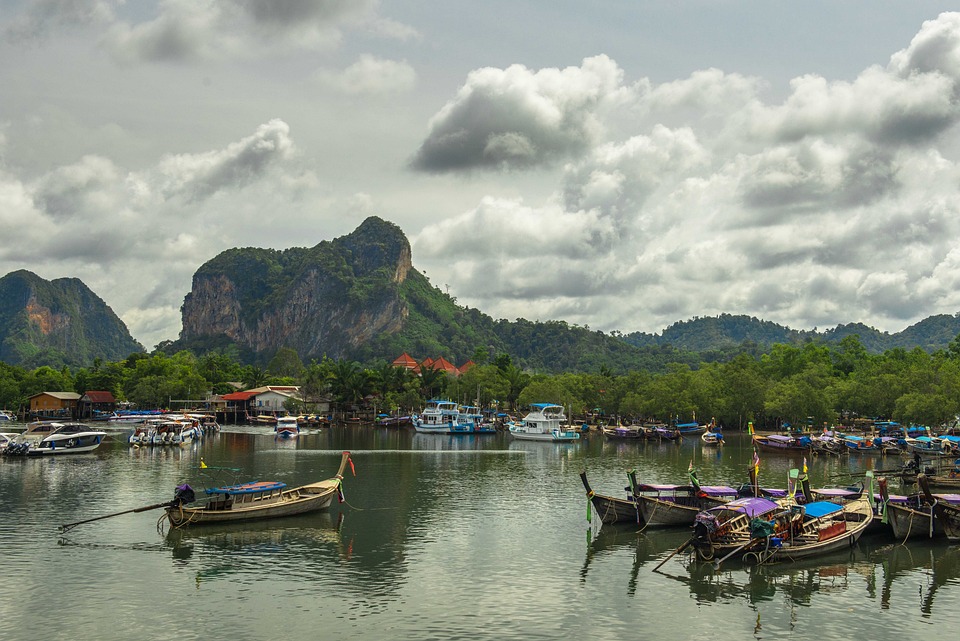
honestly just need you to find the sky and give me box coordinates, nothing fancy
[4,1,960,351]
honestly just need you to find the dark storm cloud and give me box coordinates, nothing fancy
[411,56,625,173]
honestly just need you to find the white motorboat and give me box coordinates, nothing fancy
[4,421,106,456]
[413,400,465,434]
[275,415,301,438]
[508,403,580,442]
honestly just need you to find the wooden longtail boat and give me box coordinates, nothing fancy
[165,451,353,528]
[918,473,960,542]
[579,470,640,525]
[692,494,873,566]
[877,476,960,540]
[752,434,813,454]
[634,483,739,527]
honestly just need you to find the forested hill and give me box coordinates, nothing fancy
[0,270,145,368]
[622,313,960,354]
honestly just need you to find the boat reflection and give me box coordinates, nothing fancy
[164,511,349,574]
[651,534,960,613]
[581,523,690,595]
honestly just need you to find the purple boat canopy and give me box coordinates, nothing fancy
[636,484,693,493]
[711,496,779,517]
[698,485,739,496]
[205,480,286,496]
[812,488,860,498]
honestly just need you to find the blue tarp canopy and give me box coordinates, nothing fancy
[206,481,286,495]
[804,501,842,518]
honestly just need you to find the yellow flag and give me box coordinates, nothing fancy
[748,421,754,435]
[200,458,208,469]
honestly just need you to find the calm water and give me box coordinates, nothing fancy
[1,426,959,640]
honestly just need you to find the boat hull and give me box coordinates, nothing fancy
[579,471,639,524]
[509,429,579,442]
[885,503,941,540]
[638,495,728,527]
[166,481,339,527]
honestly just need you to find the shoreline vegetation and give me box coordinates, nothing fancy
[3,331,960,433]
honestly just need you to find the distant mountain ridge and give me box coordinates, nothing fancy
[4,218,960,372]
[172,217,960,371]
[622,313,960,354]
[0,270,144,368]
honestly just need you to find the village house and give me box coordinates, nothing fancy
[29,391,82,419]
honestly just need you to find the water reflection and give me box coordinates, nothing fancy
[164,512,350,580]
[648,533,960,615]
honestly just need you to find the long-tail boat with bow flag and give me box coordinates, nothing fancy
[878,475,960,540]
[691,468,873,567]
[633,462,739,527]
[579,469,641,525]
[918,473,960,542]
[165,451,354,528]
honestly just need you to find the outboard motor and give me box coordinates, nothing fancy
[171,483,196,506]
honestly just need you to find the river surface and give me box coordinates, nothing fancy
[1,425,958,640]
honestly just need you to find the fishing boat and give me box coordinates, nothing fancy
[3,421,107,456]
[456,406,485,433]
[921,458,960,490]
[579,470,640,524]
[508,403,579,442]
[903,436,944,456]
[675,422,706,436]
[0,410,14,421]
[602,424,645,440]
[752,433,813,454]
[413,400,464,434]
[165,451,354,528]
[275,415,300,438]
[691,496,790,561]
[877,476,960,540]
[837,434,881,453]
[918,474,960,542]
[701,430,724,446]
[692,491,873,566]
[644,424,682,441]
[634,482,740,527]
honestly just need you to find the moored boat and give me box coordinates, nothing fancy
[580,470,640,525]
[635,482,739,527]
[602,424,645,440]
[413,400,464,434]
[275,415,301,438]
[508,403,579,442]
[675,422,706,436]
[165,451,354,527]
[4,421,107,456]
[752,433,813,454]
[918,474,960,542]
[701,430,724,446]
[878,476,960,540]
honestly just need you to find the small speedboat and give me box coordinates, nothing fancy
[275,416,301,438]
[4,421,106,456]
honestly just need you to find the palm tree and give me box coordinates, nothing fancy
[329,359,370,419]
[418,363,447,400]
[499,364,530,411]
[242,365,270,389]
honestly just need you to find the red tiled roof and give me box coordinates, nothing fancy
[393,352,419,368]
[458,360,476,373]
[222,391,258,401]
[431,357,459,374]
[83,390,116,403]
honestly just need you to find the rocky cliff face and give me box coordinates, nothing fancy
[0,269,145,367]
[180,216,412,360]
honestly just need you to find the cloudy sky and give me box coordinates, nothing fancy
[4,1,960,351]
